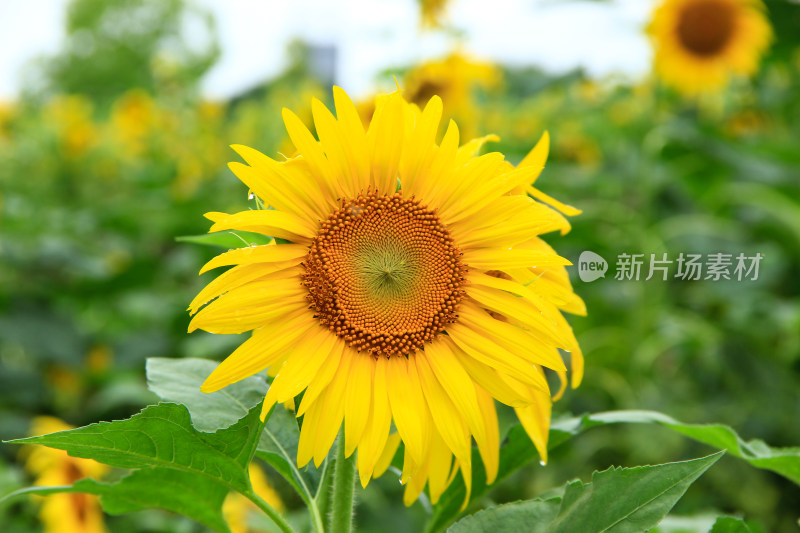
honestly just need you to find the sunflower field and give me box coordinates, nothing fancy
[1,0,799,532]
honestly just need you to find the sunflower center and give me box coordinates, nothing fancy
[409,80,446,107]
[676,0,736,56]
[302,191,467,357]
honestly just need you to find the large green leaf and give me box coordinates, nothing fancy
[146,357,268,432]
[146,357,323,527]
[176,231,273,249]
[427,410,799,532]
[4,402,268,532]
[11,403,261,491]
[555,411,800,486]
[448,452,723,533]
[79,470,230,532]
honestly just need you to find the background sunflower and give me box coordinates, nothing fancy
[648,0,773,94]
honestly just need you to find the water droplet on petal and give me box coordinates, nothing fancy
[539,460,547,466]
[248,192,255,200]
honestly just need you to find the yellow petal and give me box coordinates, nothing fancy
[373,432,401,478]
[527,186,582,219]
[386,354,430,465]
[413,353,471,464]
[231,144,331,219]
[312,97,360,198]
[296,341,346,416]
[462,247,572,271]
[514,388,552,465]
[264,328,339,404]
[450,346,534,407]
[400,95,442,194]
[424,341,487,458]
[446,322,550,392]
[518,131,549,183]
[190,264,282,314]
[333,86,370,191]
[198,244,308,275]
[188,280,307,334]
[474,386,500,484]
[344,353,374,457]
[201,309,315,392]
[458,300,568,372]
[427,428,454,504]
[205,210,315,243]
[282,107,341,200]
[357,357,392,487]
[367,92,405,195]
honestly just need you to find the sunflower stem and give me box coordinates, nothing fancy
[246,490,296,533]
[329,435,357,533]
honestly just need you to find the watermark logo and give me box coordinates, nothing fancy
[578,251,608,282]
[574,251,763,282]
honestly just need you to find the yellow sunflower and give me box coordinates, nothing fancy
[418,0,450,28]
[648,0,773,94]
[189,87,585,505]
[405,52,500,140]
[25,417,108,533]
[223,462,285,533]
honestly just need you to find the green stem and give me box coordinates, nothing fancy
[329,436,357,533]
[313,458,334,533]
[246,490,296,533]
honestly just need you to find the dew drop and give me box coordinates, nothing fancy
[248,192,255,200]
[539,460,547,466]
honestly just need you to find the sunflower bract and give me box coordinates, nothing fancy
[189,87,585,506]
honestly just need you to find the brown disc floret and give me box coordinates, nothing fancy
[302,191,467,357]
[676,0,736,57]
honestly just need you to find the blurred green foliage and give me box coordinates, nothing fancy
[1,0,799,531]
[27,0,219,107]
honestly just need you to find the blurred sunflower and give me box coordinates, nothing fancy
[223,463,285,533]
[648,0,773,94]
[25,417,108,533]
[418,0,450,27]
[405,52,500,139]
[189,87,584,505]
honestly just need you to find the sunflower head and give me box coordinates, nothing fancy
[405,52,500,139]
[648,0,773,94]
[418,0,450,28]
[190,86,585,506]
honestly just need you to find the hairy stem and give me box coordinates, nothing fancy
[329,435,357,533]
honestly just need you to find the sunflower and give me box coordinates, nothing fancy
[648,0,773,94]
[25,417,108,533]
[223,463,285,533]
[405,52,500,140]
[418,0,450,28]
[189,87,585,505]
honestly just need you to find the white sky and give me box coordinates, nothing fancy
[0,0,656,101]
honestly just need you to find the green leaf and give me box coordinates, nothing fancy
[554,411,800,486]
[146,357,268,432]
[447,452,723,533]
[0,472,232,532]
[5,402,269,532]
[428,410,799,533]
[426,423,570,533]
[82,471,231,532]
[148,357,323,530]
[177,231,273,249]
[708,516,753,533]
[11,403,262,492]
